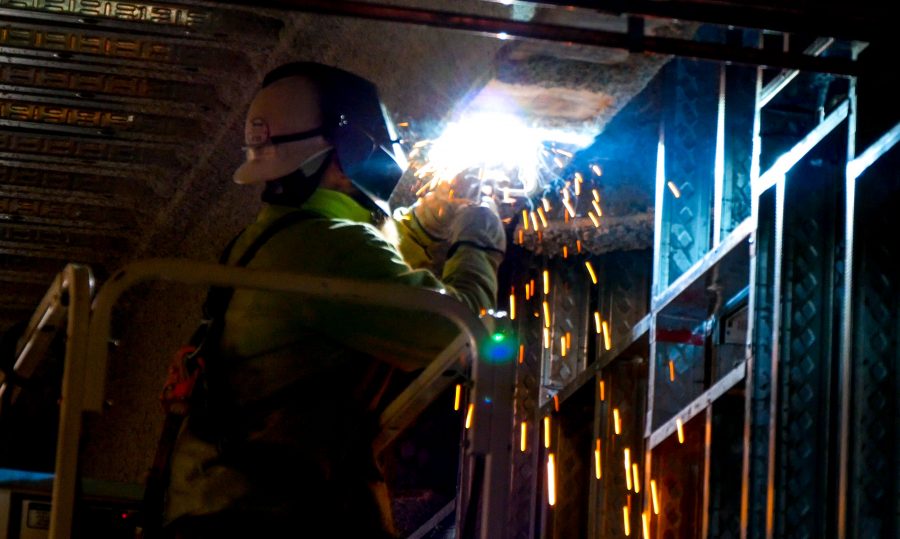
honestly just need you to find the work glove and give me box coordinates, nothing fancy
[448,201,506,256]
[412,181,468,240]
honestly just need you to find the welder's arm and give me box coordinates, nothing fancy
[322,223,501,369]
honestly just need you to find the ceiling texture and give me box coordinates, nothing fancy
[0,0,887,335]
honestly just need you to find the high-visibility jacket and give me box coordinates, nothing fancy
[164,187,500,535]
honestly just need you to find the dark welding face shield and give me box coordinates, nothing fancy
[234,62,405,215]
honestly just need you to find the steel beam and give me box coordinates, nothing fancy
[213,0,861,75]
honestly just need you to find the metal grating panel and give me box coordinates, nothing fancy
[721,62,755,239]
[657,58,718,291]
[590,357,646,537]
[550,381,594,539]
[772,129,846,539]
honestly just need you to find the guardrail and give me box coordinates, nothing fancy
[7,259,514,539]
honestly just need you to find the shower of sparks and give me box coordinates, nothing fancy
[404,111,591,209]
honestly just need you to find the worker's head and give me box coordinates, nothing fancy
[234,62,406,214]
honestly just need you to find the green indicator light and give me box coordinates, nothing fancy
[491,332,505,342]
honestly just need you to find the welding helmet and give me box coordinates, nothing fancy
[233,62,406,214]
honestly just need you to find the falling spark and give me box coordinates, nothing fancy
[591,164,603,176]
[594,438,602,479]
[543,327,550,349]
[465,403,474,429]
[624,448,633,490]
[602,321,612,350]
[642,512,650,539]
[398,121,409,127]
[547,453,557,506]
[522,209,530,230]
[669,360,676,381]
[650,480,660,515]
[560,335,567,356]
[537,229,543,242]
[521,421,528,452]
[541,197,552,211]
[576,240,582,253]
[556,148,573,158]
[594,311,602,334]
[543,270,550,295]
[537,207,549,228]
[588,211,601,228]
[574,171,584,183]
[518,344,525,364]
[667,181,681,198]
[585,261,598,285]
[530,279,535,295]
[542,301,551,328]
[544,416,551,448]
[592,199,603,217]
[518,229,524,244]
[531,212,540,231]
[574,179,581,196]
[553,394,560,412]
[613,408,621,435]
[676,417,684,443]
[563,245,569,258]
[562,197,577,218]
[632,463,641,493]
[592,188,600,202]
[623,506,631,536]
[599,379,605,401]
[565,332,571,349]
[553,156,565,169]
[454,384,461,411]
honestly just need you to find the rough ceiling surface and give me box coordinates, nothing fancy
[0,0,683,484]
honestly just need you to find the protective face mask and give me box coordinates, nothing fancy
[261,148,334,206]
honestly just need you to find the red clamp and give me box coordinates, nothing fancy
[160,346,205,416]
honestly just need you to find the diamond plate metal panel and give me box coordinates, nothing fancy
[772,130,846,539]
[650,413,705,538]
[508,252,544,539]
[595,249,652,351]
[590,358,646,538]
[722,63,755,238]
[847,156,899,539]
[708,393,744,539]
[652,316,706,430]
[550,382,594,539]
[658,58,719,291]
[542,258,591,395]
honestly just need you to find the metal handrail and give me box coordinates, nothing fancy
[42,258,508,539]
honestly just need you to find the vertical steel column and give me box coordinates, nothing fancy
[766,121,848,538]
[842,123,900,539]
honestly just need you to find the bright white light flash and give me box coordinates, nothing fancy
[422,112,592,198]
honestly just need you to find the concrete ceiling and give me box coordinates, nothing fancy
[0,0,690,334]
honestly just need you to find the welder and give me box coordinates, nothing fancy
[157,62,505,538]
